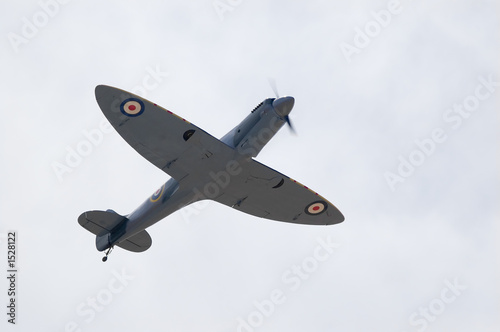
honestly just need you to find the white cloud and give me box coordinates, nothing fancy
[0,0,498,331]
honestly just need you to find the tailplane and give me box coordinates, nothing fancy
[115,230,152,252]
[78,210,127,238]
[78,210,152,262]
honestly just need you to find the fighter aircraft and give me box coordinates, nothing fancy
[78,85,344,261]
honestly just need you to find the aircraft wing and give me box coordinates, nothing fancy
[213,159,344,225]
[95,85,235,182]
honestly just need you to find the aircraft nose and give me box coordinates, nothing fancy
[272,96,295,117]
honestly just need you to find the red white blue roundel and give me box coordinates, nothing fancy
[150,185,164,202]
[120,98,145,117]
[305,201,327,215]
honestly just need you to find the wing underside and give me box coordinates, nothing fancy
[213,159,344,225]
[95,85,234,182]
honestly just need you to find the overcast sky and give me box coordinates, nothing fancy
[1,0,499,331]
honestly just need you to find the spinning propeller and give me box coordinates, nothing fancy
[268,78,296,134]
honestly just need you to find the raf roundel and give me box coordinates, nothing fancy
[120,98,145,117]
[305,201,328,215]
[150,185,165,203]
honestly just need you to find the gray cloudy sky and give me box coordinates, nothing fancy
[1,0,499,331]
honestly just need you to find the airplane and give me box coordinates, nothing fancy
[78,85,344,262]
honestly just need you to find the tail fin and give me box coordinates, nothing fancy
[78,210,127,251]
[78,210,152,253]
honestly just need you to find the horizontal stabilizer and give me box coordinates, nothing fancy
[78,210,127,236]
[116,230,152,252]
